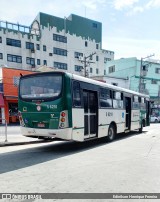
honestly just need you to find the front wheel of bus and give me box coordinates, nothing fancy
[107,124,116,142]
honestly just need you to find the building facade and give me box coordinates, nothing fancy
[0,67,34,124]
[0,12,114,76]
[91,75,129,89]
[106,57,160,103]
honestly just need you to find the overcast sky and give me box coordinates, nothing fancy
[0,0,160,60]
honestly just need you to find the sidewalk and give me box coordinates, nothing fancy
[0,125,51,147]
[0,135,49,147]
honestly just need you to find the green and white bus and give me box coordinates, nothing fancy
[18,71,150,142]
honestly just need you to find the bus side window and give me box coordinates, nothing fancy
[141,97,146,109]
[133,95,139,109]
[72,81,82,107]
[100,88,112,108]
[113,92,123,109]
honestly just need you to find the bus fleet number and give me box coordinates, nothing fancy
[46,105,57,109]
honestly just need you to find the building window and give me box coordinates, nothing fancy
[85,41,88,47]
[93,23,97,28]
[104,58,111,63]
[53,34,67,43]
[109,65,115,73]
[74,52,83,59]
[141,83,146,91]
[104,70,106,75]
[26,57,35,65]
[155,68,160,74]
[96,68,99,74]
[90,68,93,73]
[96,56,99,61]
[37,59,40,65]
[7,54,22,63]
[13,77,20,87]
[43,45,46,51]
[54,62,67,70]
[0,53,3,59]
[0,37,2,43]
[43,60,47,65]
[53,48,67,56]
[142,65,148,71]
[36,44,40,50]
[151,79,157,84]
[75,65,83,72]
[26,42,34,50]
[96,44,99,49]
[6,38,21,47]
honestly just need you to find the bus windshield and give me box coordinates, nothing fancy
[19,74,62,101]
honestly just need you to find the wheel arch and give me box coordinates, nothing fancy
[109,121,117,133]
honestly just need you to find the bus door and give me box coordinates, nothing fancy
[146,100,150,126]
[83,90,98,139]
[125,97,131,131]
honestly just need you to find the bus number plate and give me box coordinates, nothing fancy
[37,123,45,128]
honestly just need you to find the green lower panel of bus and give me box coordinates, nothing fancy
[22,112,60,129]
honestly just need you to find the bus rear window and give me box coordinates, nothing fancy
[20,74,62,101]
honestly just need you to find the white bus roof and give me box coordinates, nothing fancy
[67,72,149,98]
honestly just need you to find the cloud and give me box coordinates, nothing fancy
[102,36,160,59]
[0,0,108,25]
[127,0,160,15]
[113,0,139,10]
[146,0,160,9]
[127,6,144,15]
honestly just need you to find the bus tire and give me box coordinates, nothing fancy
[107,124,116,142]
[155,119,158,123]
[139,122,143,133]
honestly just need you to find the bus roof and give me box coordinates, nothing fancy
[68,73,150,98]
[21,71,150,98]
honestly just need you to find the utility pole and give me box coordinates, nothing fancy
[139,54,154,93]
[80,52,96,77]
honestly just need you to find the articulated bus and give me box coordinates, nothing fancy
[18,71,150,142]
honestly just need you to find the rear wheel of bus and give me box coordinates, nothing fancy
[107,124,116,142]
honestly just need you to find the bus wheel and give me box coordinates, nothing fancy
[139,122,143,133]
[107,124,116,142]
[155,119,158,123]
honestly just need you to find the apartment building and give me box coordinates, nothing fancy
[106,57,160,103]
[0,12,114,76]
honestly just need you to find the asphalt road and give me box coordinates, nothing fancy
[0,124,160,201]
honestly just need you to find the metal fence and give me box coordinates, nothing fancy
[0,119,7,142]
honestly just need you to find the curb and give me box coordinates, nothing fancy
[0,140,52,147]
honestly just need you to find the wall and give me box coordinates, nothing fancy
[2,67,34,123]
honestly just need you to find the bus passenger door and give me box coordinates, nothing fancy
[125,97,131,131]
[83,90,98,139]
[146,100,150,126]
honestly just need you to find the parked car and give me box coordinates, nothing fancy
[150,115,160,123]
